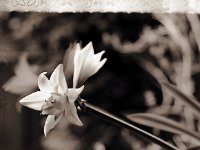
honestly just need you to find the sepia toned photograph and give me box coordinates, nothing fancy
[1,1,200,150]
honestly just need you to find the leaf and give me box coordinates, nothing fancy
[127,113,200,144]
[187,146,200,150]
[162,82,200,117]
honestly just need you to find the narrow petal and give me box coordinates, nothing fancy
[73,49,83,88]
[81,58,107,84]
[77,58,107,86]
[63,44,76,83]
[68,86,84,103]
[65,103,83,126]
[76,43,81,52]
[81,42,94,56]
[44,113,63,136]
[93,58,107,75]
[73,42,107,88]
[58,66,68,94]
[19,91,51,111]
[38,72,54,93]
[73,43,92,88]
[50,64,68,94]
[50,64,61,87]
[94,51,105,62]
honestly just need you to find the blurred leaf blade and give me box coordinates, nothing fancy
[187,146,200,150]
[127,113,200,143]
[162,82,200,116]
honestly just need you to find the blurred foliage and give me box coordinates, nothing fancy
[1,12,200,150]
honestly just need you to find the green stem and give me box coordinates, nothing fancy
[78,99,179,150]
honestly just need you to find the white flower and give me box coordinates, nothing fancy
[19,42,107,136]
[19,64,84,136]
[3,52,38,95]
[64,42,107,88]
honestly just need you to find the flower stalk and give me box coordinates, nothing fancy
[77,99,180,150]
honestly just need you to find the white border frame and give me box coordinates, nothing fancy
[1,0,200,13]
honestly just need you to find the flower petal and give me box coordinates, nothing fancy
[73,43,92,88]
[93,58,107,75]
[68,86,84,103]
[81,42,94,56]
[38,72,54,93]
[63,43,76,83]
[75,58,107,87]
[50,64,68,94]
[73,45,84,88]
[65,103,83,126]
[94,51,105,62]
[50,65,60,87]
[58,67,68,94]
[73,42,106,88]
[44,113,63,136]
[19,91,51,111]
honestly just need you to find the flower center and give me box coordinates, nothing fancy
[41,93,67,116]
